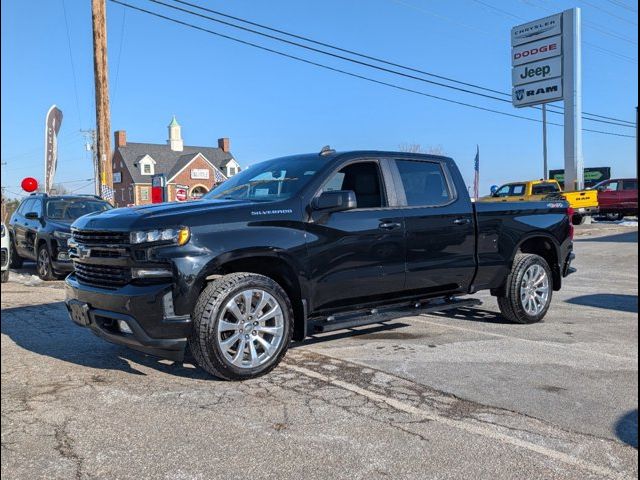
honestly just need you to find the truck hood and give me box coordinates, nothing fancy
[71,199,256,231]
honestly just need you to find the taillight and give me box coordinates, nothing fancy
[567,207,575,239]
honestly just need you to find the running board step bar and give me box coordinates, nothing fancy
[311,297,482,334]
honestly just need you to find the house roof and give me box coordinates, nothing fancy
[117,142,234,184]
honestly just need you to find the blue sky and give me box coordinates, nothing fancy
[1,0,637,198]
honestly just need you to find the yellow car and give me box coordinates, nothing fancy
[479,179,598,224]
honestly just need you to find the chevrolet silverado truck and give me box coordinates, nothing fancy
[65,149,575,380]
[478,179,598,225]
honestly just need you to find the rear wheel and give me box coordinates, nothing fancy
[189,273,293,380]
[498,254,553,324]
[9,236,23,269]
[1,270,9,283]
[605,212,624,221]
[572,214,586,225]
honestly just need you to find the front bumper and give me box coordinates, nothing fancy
[64,274,191,361]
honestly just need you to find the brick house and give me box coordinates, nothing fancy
[111,117,241,207]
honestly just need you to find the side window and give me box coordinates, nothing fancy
[532,183,560,195]
[623,180,637,191]
[495,185,511,197]
[395,160,451,207]
[18,199,34,215]
[512,185,526,196]
[31,199,43,216]
[604,181,619,192]
[322,162,386,208]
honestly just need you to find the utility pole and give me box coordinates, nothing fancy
[542,104,548,180]
[91,0,113,199]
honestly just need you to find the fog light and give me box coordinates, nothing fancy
[57,252,69,261]
[131,268,172,278]
[118,320,133,335]
[163,292,176,318]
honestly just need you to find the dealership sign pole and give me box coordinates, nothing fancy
[511,8,583,190]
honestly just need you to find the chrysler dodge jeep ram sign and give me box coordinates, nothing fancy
[511,14,564,108]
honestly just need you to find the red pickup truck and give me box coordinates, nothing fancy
[593,178,638,221]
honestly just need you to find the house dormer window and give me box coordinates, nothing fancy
[139,155,156,176]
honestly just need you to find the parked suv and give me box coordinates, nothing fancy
[8,194,112,280]
[65,150,575,380]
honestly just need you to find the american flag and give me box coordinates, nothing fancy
[473,145,480,201]
[101,184,114,203]
[213,167,227,184]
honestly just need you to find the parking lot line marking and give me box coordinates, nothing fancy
[285,363,626,479]
[413,315,638,362]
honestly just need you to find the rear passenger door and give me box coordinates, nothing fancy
[392,158,476,295]
[620,179,638,210]
[12,199,34,258]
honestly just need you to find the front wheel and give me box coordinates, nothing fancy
[36,244,57,281]
[1,270,9,283]
[497,254,553,324]
[189,273,293,380]
[9,236,23,269]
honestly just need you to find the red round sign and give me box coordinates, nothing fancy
[21,177,38,193]
[175,187,188,202]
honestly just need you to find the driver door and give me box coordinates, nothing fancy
[306,159,406,313]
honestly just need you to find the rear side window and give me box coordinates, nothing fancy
[395,160,451,207]
[623,180,638,191]
[532,183,560,195]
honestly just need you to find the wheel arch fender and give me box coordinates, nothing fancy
[195,248,310,341]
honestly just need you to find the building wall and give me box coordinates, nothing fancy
[167,154,222,201]
[112,150,135,207]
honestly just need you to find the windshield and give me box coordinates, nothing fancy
[205,155,324,201]
[45,199,111,221]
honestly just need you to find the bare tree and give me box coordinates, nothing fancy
[398,143,445,155]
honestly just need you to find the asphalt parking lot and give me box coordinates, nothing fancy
[1,223,638,479]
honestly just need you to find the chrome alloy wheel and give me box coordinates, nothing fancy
[520,264,550,316]
[38,248,50,278]
[216,289,285,369]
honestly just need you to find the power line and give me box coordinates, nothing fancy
[153,0,636,128]
[146,0,513,105]
[579,0,638,25]
[604,0,638,13]
[112,6,127,106]
[111,0,636,139]
[474,0,638,61]
[61,0,84,127]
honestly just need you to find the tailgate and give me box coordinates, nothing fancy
[563,190,599,209]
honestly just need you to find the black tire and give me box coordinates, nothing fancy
[9,236,23,269]
[605,212,624,221]
[572,214,586,225]
[36,244,57,281]
[1,270,9,283]
[189,272,294,380]
[497,254,553,324]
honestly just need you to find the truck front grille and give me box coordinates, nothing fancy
[74,262,130,288]
[72,229,129,245]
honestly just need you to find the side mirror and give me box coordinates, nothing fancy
[25,211,40,220]
[312,190,357,212]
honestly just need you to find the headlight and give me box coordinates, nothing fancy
[129,227,190,246]
[54,231,72,240]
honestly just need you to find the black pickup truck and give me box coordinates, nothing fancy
[65,149,575,380]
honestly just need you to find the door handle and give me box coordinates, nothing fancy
[453,218,471,225]
[379,222,401,230]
